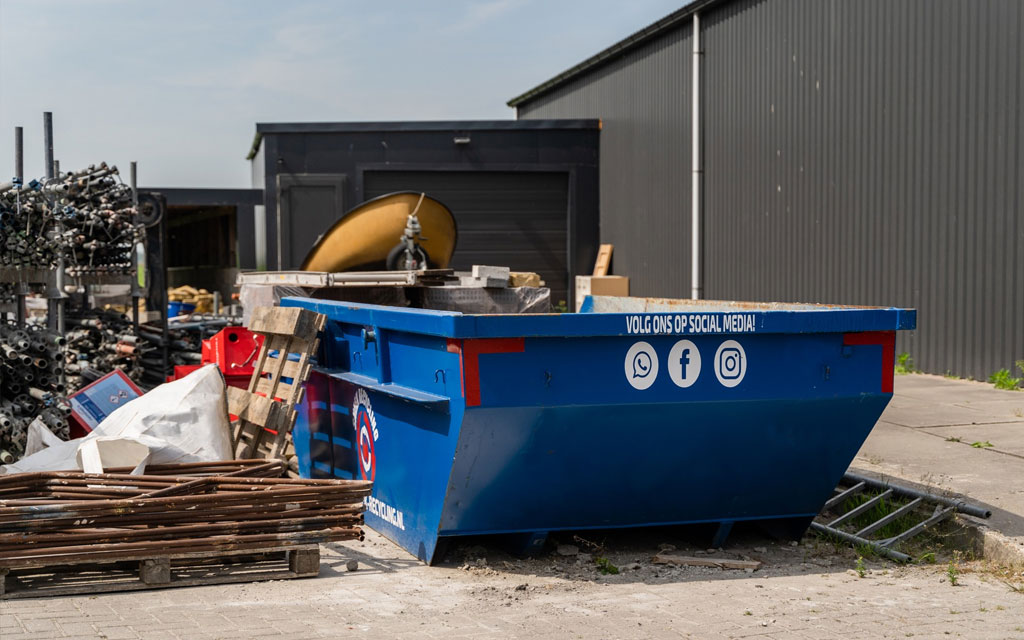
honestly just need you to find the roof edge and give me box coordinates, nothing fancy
[246,120,599,157]
[507,0,720,108]
[254,119,600,134]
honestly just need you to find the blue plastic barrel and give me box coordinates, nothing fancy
[284,295,916,563]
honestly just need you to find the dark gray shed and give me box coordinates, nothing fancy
[247,120,600,306]
[140,187,263,297]
[510,0,1024,381]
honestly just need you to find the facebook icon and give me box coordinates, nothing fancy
[668,340,701,388]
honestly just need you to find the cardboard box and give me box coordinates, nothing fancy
[575,275,629,311]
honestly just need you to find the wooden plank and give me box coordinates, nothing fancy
[282,353,311,405]
[227,387,293,431]
[246,342,271,394]
[280,359,311,381]
[258,336,294,400]
[592,243,613,276]
[255,377,295,401]
[651,554,761,571]
[248,307,324,342]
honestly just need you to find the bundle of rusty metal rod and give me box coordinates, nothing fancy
[0,460,369,570]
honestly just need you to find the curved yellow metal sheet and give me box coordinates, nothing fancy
[300,192,457,272]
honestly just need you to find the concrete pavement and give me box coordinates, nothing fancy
[854,373,1024,565]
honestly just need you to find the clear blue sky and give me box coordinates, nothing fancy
[0,0,681,188]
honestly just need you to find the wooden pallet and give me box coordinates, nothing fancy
[229,306,326,463]
[0,545,320,599]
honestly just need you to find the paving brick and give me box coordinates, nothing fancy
[57,621,98,636]
[93,625,140,639]
[136,632,179,640]
[21,618,59,633]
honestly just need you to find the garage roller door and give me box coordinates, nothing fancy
[364,171,570,305]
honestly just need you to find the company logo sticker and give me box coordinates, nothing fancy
[352,388,378,481]
[624,341,659,390]
[667,340,701,388]
[714,340,747,387]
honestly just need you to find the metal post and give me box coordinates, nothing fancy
[43,112,65,333]
[690,13,703,300]
[14,126,23,180]
[130,161,141,333]
[14,127,27,324]
[43,112,54,180]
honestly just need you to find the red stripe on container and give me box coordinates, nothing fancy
[843,331,896,393]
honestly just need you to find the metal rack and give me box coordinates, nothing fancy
[1,114,159,386]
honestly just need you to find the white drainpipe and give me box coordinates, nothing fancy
[691,12,703,300]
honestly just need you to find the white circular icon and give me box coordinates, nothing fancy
[667,340,702,388]
[714,340,747,387]
[624,341,659,390]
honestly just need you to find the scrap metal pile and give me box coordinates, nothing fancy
[0,163,142,273]
[137,316,239,387]
[64,309,145,391]
[0,321,70,459]
[0,460,369,569]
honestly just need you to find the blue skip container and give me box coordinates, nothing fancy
[284,295,916,564]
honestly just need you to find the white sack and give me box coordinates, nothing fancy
[1,365,232,474]
[77,438,153,475]
[24,418,65,456]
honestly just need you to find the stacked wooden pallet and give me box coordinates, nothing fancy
[0,460,369,597]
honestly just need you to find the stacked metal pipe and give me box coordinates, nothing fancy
[0,460,369,570]
[0,163,142,273]
[137,317,241,387]
[0,321,69,458]
[64,309,146,392]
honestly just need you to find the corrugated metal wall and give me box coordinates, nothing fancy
[518,25,693,297]
[518,0,1024,381]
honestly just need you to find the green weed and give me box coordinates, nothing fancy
[988,361,1023,390]
[595,557,619,575]
[970,441,994,449]
[947,552,961,586]
[917,552,936,564]
[945,437,961,443]
[855,556,866,578]
[895,352,915,375]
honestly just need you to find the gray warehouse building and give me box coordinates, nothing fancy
[510,0,1023,381]
[247,121,599,306]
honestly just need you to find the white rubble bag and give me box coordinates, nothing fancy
[1,364,232,474]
